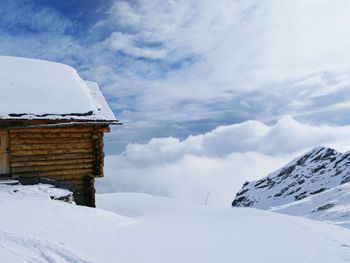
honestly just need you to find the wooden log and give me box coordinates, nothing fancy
[11,148,93,156]
[98,127,110,133]
[12,163,93,173]
[14,168,93,178]
[45,177,87,184]
[10,133,92,139]
[11,153,93,162]
[11,138,92,145]
[11,158,93,167]
[11,142,92,151]
[10,127,93,133]
[35,179,87,189]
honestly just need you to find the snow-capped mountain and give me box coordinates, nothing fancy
[271,182,350,229]
[232,146,350,224]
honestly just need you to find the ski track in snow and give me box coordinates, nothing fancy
[0,230,92,263]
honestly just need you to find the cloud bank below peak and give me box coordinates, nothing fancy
[118,116,350,165]
[98,117,350,205]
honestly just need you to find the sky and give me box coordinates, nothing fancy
[2,0,350,203]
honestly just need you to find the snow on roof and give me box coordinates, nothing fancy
[85,81,116,121]
[0,56,117,122]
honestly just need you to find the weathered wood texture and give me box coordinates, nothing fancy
[0,131,10,175]
[8,125,107,206]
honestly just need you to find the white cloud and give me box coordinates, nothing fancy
[99,152,290,206]
[106,32,167,59]
[97,117,350,206]
[103,0,350,89]
[1,0,350,152]
[108,1,141,28]
[0,0,72,34]
[116,116,350,164]
[97,0,350,149]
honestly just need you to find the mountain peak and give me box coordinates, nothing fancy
[232,146,350,209]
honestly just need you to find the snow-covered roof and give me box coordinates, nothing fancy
[0,56,117,122]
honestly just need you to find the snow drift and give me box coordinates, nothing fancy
[1,183,350,262]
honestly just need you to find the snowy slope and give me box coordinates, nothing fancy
[0,186,134,263]
[0,181,72,200]
[232,146,350,209]
[231,146,350,229]
[1,185,350,262]
[271,182,350,229]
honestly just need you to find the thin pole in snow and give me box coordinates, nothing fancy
[205,192,210,206]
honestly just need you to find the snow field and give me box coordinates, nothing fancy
[1,186,349,263]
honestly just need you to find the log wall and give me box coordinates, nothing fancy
[8,125,108,207]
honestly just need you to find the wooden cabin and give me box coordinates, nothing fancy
[0,56,119,207]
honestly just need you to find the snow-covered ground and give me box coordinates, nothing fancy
[271,182,350,229]
[0,185,350,262]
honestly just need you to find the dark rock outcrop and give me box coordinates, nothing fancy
[232,146,350,209]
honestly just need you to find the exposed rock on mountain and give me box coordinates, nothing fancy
[270,182,350,229]
[232,146,350,209]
